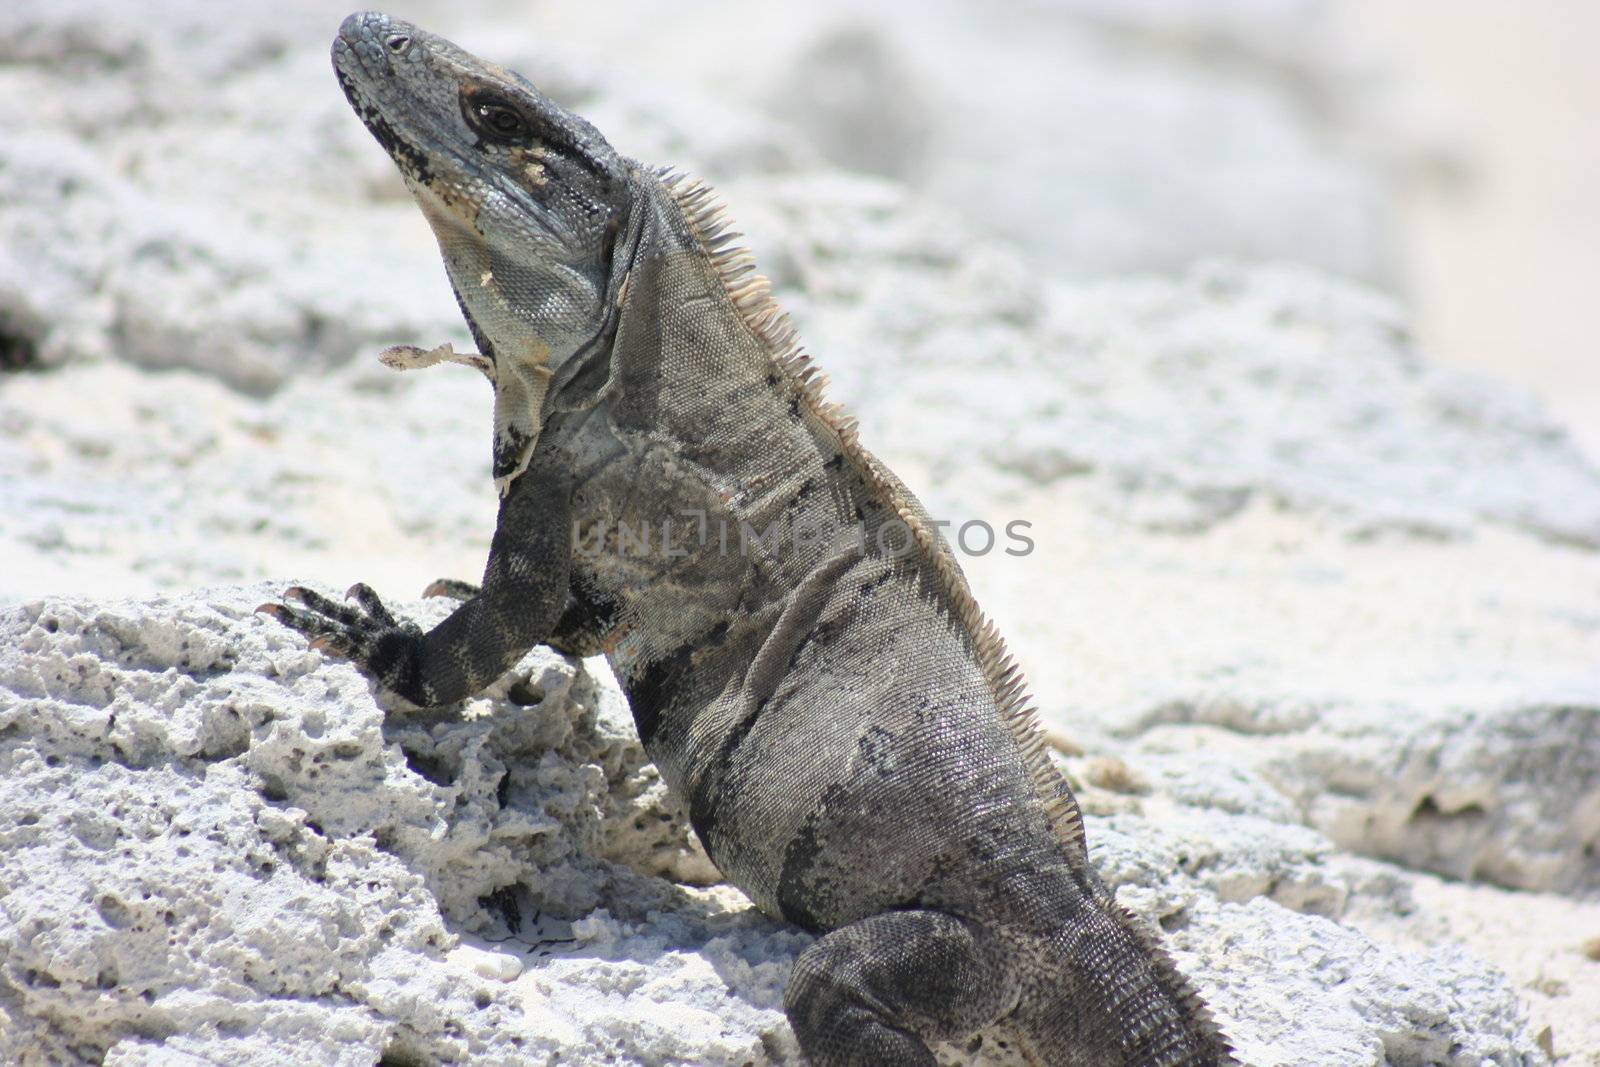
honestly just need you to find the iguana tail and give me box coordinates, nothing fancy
[1010,901,1237,1066]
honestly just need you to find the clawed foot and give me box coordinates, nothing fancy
[257,583,423,662]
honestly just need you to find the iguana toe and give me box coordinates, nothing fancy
[344,582,397,625]
[306,632,354,658]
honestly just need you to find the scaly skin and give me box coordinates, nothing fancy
[262,12,1238,1065]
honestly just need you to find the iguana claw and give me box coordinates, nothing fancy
[257,584,423,673]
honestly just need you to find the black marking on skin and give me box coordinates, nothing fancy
[776,807,831,931]
[858,571,893,598]
[334,68,365,112]
[787,398,802,419]
[782,477,819,519]
[627,621,728,746]
[373,115,433,182]
[823,453,844,471]
[545,577,621,657]
[856,725,899,778]
[492,426,534,481]
[339,72,435,184]
[542,136,614,188]
[788,615,842,664]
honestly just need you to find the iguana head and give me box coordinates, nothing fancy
[333,11,637,489]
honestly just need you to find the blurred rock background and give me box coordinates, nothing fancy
[1356,0,1600,464]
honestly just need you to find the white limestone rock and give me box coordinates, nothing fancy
[722,175,1600,548]
[518,0,1417,285]
[0,0,1432,391]
[1133,696,1600,896]
[0,359,495,601]
[0,0,462,389]
[0,587,1546,1065]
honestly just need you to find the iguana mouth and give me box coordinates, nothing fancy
[334,70,435,188]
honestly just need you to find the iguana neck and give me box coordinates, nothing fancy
[581,173,793,438]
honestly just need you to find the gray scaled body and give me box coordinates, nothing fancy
[263,12,1238,1066]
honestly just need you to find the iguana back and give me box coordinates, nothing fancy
[265,12,1237,1065]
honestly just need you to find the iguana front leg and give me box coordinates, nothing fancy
[417,573,614,659]
[259,455,573,706]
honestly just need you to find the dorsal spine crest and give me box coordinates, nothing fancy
[658,167,1085,853]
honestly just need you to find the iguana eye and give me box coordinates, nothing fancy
[464,92,531,143]
[480,105,523,135]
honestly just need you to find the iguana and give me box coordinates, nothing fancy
[262,11,1237,1065]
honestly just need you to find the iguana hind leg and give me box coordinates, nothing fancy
[784,910,1014,1067]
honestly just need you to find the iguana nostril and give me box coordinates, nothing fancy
[385,34,411,54]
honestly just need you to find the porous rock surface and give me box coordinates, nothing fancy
[0,590,1544,1065]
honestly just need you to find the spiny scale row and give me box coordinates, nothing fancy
[659,164,1084,855]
